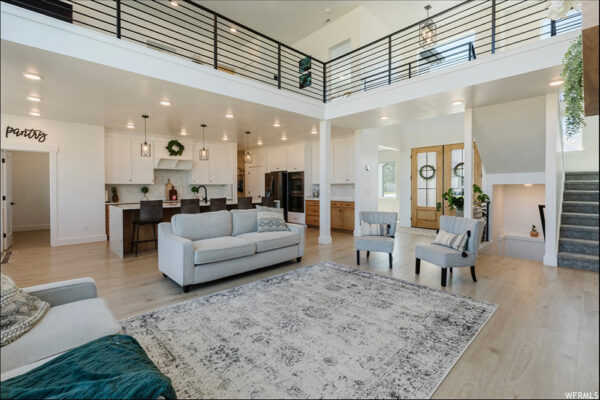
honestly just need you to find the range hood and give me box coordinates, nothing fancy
[153,158,194,170]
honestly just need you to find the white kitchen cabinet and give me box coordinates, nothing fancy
[105,135,154,184]
[191,143,231,185]
[267,147,287,172]
[245,166,265,198]
[246,147,266,167]
[287,143,305,172]
[332,137,355,183]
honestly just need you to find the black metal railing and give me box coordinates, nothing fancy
[4,0,581,103]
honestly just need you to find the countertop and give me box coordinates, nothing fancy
[305,197,355,202]
[108,198,266,210]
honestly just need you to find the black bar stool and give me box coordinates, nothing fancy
[131,200,163,257]
[180,198,200,214]
[261,196,275,207]
[210,197,227,211]
[237,196,252,209]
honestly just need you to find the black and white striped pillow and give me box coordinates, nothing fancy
[432,230,469,252]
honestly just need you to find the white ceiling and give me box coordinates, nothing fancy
[0,41,353,147]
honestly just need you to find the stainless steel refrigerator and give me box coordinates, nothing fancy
[265,171,288,220]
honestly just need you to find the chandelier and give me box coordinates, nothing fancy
[419,5,437,49]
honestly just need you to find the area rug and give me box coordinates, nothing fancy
[395,226,438,238]
[121,262,497,399]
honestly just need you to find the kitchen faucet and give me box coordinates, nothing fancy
[198,185,208,202]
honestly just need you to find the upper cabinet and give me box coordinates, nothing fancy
[191,142,233,185]
[267,147,287,172]
[287,143,305,172]
[267,143,309,172]
[105,135,154,184]
[332,137,355,184]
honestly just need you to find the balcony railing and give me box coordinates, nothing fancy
[4,0,581,104]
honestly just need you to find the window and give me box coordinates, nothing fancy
[378,162,396,198]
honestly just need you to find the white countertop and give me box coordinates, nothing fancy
[109,199,264,210]
[305,197,355,202]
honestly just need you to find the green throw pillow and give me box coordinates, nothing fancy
[256,205,288,232]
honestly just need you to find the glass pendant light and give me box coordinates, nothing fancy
[199,124,209,160]
[140,114,151,157]
[419,5,437,49]
[244,131,253,164]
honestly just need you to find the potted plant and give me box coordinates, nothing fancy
[191,186,199,199]
[436,189,465,217]
[111,186,119,203]
[473,184,490,203]
[530,225,539,237]
[141,186,149,200]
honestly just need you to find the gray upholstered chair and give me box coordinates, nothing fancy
[415,215,485,287]
[355,211,398,268]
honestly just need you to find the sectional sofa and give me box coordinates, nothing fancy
[158,209,305,292]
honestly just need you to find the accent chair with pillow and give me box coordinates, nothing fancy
[415,215,485,287]
[355,211,398,268]
[158,209,305,292]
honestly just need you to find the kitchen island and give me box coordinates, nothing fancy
[108,199,271,258]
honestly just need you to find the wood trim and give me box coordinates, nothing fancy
[411,146,443,229]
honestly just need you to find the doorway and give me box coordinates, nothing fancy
[1,150,51,251]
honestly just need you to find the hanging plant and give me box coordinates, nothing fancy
[166,140,185,156]
[561,34,584,137]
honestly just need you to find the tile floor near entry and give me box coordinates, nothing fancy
[2,228,598,399]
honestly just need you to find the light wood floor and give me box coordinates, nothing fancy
[2,228,598,399]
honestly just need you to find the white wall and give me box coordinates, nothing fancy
[1,114,106,246]
[353,129,379,234]
[564,115,599,172]
[11,151,50,232]
[377,149,401,213]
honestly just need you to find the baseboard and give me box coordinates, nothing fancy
[54,234,107,247]
[13,224,50,232]
[543,254,558,267]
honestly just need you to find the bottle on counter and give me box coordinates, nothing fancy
[169,187,178,201]
[165,179,174,200]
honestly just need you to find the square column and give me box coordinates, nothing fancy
[464,108,474,219]
[319,120,332,244]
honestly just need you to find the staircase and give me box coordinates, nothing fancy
[558,172,599,272]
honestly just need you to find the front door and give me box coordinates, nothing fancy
[411,146,442,229]
[1,151,14,251]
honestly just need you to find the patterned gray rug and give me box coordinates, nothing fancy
[121,262,497,399]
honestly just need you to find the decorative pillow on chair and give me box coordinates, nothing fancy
[432,230,469,252]
[359,221,390,236]
[256,206,288,232]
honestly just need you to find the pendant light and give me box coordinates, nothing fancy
[244,131,253,164]
[419,5,437,49]
[140,114,151,157]
[199,123,209,160]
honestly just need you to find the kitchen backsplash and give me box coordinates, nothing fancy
[311,184,355,200]
[106,170,232,203]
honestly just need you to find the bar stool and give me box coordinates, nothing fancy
[261,196,275,207]
[131,200,163,257]
[180,198,200,214]
[237,196,252,209]
[210,197,227,211]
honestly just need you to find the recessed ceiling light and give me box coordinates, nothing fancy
[281,134,287,141]
[222,133,229,141]
[23,72,42,80]
[273,122,281,127]
[126,123,135,129]
[160,100,171,106]
[225,113,234,119]
[379,115,390,120]
[27,95,41,102]
[549,79,564,87]
[29,110,41,117]
[170,0,178,6]
[230,27,237,33]
[180,130,187,136]
[257,139,263,146]
[524,183,533,187]
[451,99,464,106]
[311,128,318,135]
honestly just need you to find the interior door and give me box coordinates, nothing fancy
[1,151,14,250]
[443,142,482,216]
[411,146,442,229]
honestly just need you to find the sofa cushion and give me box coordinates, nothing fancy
[193,236,255,265]
[231,209,258,236]
[171,211,232,241]
[237,231,300,253]
[0,298,120,374]
[415,244,477,268]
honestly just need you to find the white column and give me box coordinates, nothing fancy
[318,120,332,244]
[543,92,561,267]
[464,108,473,219]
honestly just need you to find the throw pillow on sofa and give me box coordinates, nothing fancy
[1,274,50,347]
[359,221,390,236]
[256,206,288,232]
[432,230,469,252]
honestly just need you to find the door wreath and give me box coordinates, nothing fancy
[166,140,185,156]
[419,164,436,180]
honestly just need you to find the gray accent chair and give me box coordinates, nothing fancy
[355,211,398,268]
[415,215,485,287]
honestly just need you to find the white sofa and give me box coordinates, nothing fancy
[158,209,305,292]
[1,278,121,381]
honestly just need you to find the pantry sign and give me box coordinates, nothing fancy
[5,126,48,143]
